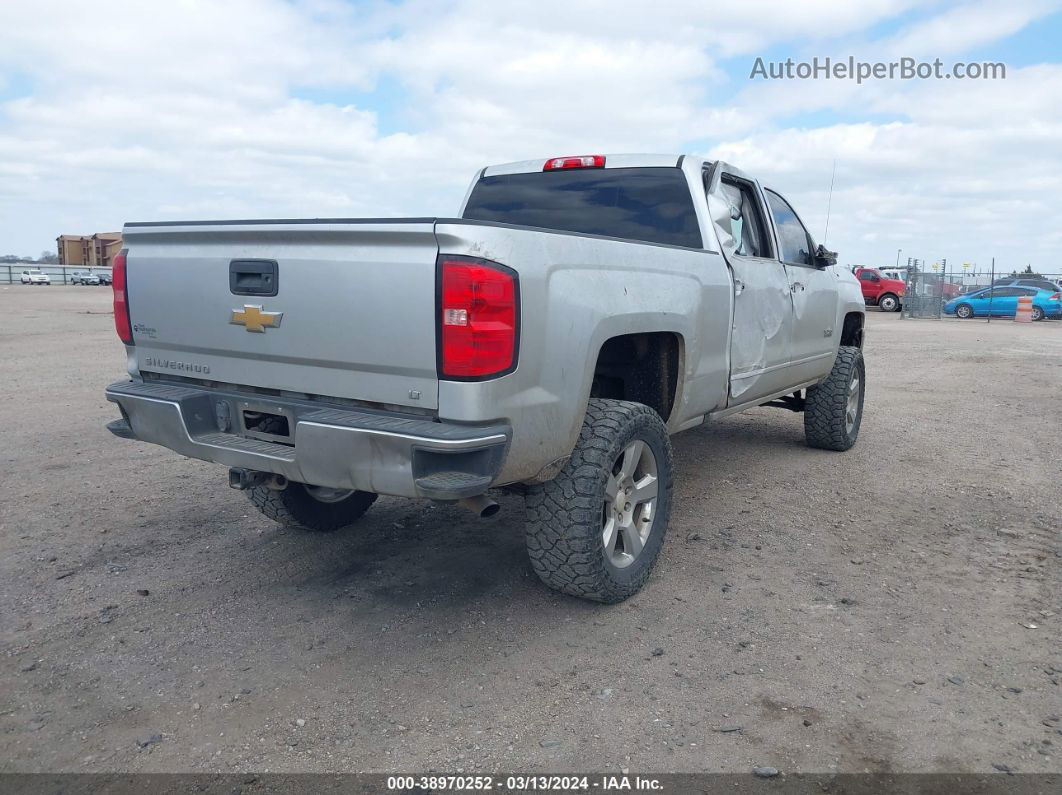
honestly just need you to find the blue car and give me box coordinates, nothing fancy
[944,286,1061,321]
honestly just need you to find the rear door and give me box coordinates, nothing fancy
[705,164,795,404]
[1015,286,1040,314]
[123,220,441,410]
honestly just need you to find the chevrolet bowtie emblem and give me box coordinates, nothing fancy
[230,304,283,333]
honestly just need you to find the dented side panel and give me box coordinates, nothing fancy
[725,263,794,401]
[703,162,796,403]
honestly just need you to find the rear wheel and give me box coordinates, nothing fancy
[247,481,377,532]
[1031,306,1045,321]
[878,293,899,312]
[243,413,376,532]
[955,303,974,319]
[524,398,673,603]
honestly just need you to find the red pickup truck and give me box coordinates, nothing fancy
[854,267,905,312]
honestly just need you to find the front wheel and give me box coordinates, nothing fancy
[524,399,673,603]
[955,303,974,319]
[804,346,865,452]
[246,481,377,532]
[878,293,900,312]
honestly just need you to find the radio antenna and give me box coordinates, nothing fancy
[823,158,837,245]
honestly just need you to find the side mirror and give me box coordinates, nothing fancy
[814,244,837,269]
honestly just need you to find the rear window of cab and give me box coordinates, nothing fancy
[462,166,703,249]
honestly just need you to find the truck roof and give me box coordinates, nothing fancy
[482,154,694,177]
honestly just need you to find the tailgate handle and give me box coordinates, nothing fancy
[229,259,278,297]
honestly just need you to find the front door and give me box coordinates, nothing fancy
[764,188,838,385]
[705,164,794,404]
[858,270,880,303]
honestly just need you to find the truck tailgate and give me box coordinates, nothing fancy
[123,220,440,410]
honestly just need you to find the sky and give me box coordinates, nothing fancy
[1,0,1060,272]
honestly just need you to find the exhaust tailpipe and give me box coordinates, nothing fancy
[458,494,500,518]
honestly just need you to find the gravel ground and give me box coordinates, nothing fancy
[1,286,1059,775]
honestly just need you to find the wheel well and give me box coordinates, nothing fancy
[841,312,864,347]
[590,332,680,422]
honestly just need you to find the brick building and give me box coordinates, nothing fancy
[56,232,122,267]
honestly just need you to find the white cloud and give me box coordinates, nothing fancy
[882,0,1058,58]
[0,0,1059,273]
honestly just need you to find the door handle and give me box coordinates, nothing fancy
[791,282,805,292]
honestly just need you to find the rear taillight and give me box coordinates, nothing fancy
[438,256,518,379]
[1050,292,1061,301]
[112,249,132,345]
[543,155,605,171]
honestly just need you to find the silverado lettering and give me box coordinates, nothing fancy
[142,357,210,374]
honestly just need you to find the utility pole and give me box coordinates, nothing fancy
[987,257,995,323]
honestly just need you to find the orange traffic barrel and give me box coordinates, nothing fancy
[1014,295,1034,323]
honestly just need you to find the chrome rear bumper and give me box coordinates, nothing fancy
[105,380,510,499]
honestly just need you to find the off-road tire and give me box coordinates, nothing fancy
[878,293,899,312]
[524,398,673,604]
[247,481,377,532]
[804,345,865,452]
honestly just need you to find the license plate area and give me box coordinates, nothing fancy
[236,399,296,445]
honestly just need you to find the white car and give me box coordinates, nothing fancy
[21,270,51,285]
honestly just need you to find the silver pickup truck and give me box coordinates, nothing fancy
[105,154,865,603]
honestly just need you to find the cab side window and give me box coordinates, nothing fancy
[765,189,812,266]
[719,178,771,258]
[858,271,879,281]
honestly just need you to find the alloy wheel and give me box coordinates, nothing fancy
[602,439,659,568]
[845,372,861,434]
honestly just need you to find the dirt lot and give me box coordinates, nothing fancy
[1,286,1059,775]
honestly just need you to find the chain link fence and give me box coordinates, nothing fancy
[900,268,1062,320]
[902,270,946,318]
